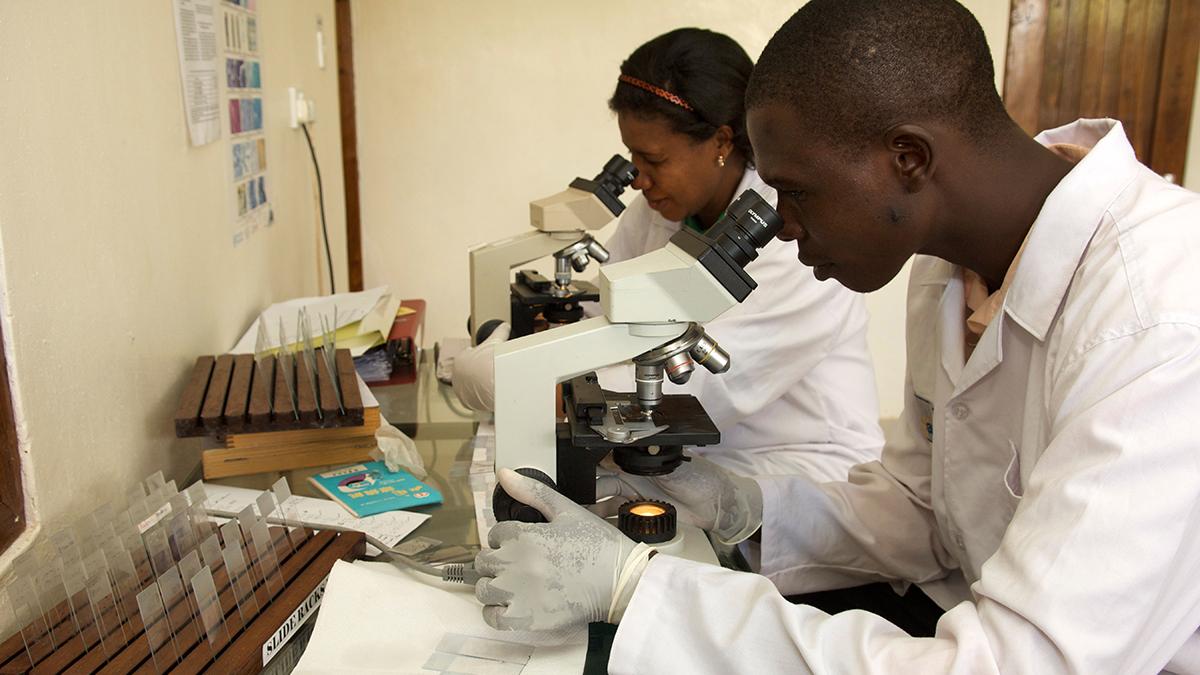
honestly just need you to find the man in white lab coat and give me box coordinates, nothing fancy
[474,0,1200,672]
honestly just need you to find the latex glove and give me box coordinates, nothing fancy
[368,419,426,479]
[594,454,763,545]
[474,468,656,631]
[451,322,511,412]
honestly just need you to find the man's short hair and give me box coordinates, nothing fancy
[746,0,1012,151]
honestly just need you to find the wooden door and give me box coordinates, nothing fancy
[0,313,25,554]
[1004,0,1200,182]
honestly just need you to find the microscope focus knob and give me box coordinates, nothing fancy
[474,318,507,346]
[491,468,557,524]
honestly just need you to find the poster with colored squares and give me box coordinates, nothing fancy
[222,0,269,246]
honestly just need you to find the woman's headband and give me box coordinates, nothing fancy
[617,74,694,112]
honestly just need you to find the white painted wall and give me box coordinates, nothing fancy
[0,0,347,573]
[352,1,1011,419]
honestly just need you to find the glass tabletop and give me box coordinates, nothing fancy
[208,351,487,550]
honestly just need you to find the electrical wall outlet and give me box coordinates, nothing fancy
[289,87,303,128]
[288,87,316,128]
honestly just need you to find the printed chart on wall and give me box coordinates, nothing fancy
[172,0,221,146]
[222,0,270,246]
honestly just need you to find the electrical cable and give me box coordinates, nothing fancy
[300,122,336,295]
[438,380,475,419]
[372,535,480,585]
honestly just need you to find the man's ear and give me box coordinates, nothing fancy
[884,124,936,193]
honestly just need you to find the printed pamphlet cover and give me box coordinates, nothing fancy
[307,461,442,517]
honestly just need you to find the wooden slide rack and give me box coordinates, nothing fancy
[0,528,364,674]
[174,350,364,439]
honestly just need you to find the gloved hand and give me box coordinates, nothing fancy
[451,322,511,412]
[369,419,426,479]
[474,468,656,631]
[594,454,763,545]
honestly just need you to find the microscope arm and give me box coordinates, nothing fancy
[468,156,637,337]
[493,316,688,480]
[468,229,583,336]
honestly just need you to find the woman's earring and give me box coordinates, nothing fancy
[717,155,726,168]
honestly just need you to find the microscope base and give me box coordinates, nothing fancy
[600,518,718,564]
[650,522,720,565]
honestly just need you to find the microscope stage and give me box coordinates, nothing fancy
[565,385,721,449]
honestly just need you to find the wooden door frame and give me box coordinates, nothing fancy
[0,313,25,554]
[1150,0,1200,181]
[336,0,364,291]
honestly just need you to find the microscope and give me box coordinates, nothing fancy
[467,156,637,344]
[490,190,783,562]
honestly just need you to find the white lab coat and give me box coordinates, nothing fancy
[610,120,1200,674]
[594,167,883,481]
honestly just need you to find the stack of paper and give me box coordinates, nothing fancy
[230,287,402,357]
[293,560,587,674]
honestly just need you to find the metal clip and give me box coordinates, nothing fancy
[590,402,667,444]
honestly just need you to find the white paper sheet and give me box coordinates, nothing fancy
[229,287,400,356]
[292,560,587,674]
[200,482,426,548]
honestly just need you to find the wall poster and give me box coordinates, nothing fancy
[222,0,270,246]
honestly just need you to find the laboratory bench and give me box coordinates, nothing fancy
[198,348,739,673]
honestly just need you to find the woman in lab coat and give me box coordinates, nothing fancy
[456,28,883,481]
